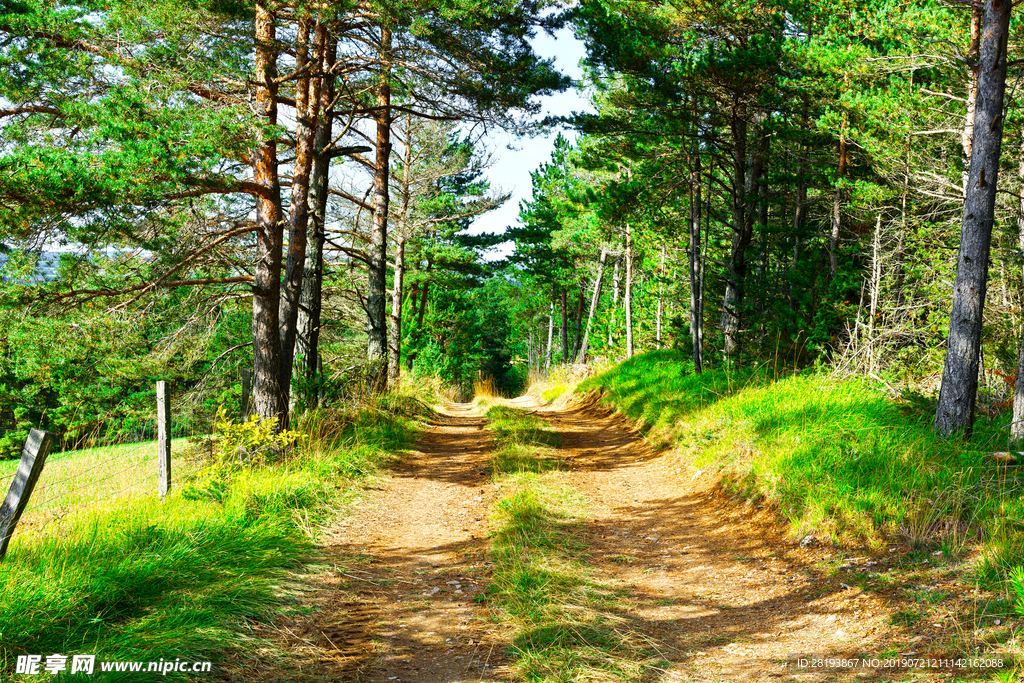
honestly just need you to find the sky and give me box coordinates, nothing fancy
[472,26,594,256]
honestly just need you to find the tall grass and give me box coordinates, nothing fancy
[0,394,427,681]
[579,350,1024,584]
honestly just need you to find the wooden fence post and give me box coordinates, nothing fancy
[157,380,171,499]
[241,369,252,422]
[0,429,56,561]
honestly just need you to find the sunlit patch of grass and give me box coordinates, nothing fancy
[486,406,561,449]
[486,406,563,474]
[541,384,568,403]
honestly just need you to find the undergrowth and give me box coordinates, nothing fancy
[578,350,1024,587]
[0,393,427,681]
[483,405,662,681]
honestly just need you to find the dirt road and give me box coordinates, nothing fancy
[270,396,944,683]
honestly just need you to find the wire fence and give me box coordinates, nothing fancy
[0,389,217,550]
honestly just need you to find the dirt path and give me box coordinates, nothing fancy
[281,404,512,683]
[532,398,918,682]
[278,396,948,683]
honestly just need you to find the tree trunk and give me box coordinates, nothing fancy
[367,26,392,393]
[829,114,848,279]
[609,255,620,348]
[868,215,882,373]
[417,276,430,329]
[577,248,608,363]
[388,117,414,387]
[625,222,634,358]
[722,107,767,362]
[690,151,704,373]
[755,180,769,331]
[1012,130,1024,441]
[656,245,665,349]
[296,31,336,413]
[935,0,1011,437]
[560,284,569,364]
[545,302,554,371]
[279,18,322,416]
[790,99,809,313]
[571,286,584,361]
[963,5,983,197]
[389,236,406,386]
[251,2,287,427]
[528,328,536,374]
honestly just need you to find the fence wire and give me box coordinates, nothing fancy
[0,392,215,548]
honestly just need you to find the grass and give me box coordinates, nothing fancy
[0,393,427,681]
[0,437,204,540]
[540,384,568,403]
[577,350,1024,586]
[482,405,661,682]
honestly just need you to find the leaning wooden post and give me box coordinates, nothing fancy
[241,369,252,422]
[0,429,56,561]
[157,380,171,500]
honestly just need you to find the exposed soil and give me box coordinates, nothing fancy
[248,404,511,683]
[256,395,975,682]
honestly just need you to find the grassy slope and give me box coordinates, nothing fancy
[0,395,428,681]
[578,350,1024,583]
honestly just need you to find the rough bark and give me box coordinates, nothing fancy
[609,255,620,348]
[690,151,704,373]
[1012,129,1024,441]
[545,302,554,371]
[963,6,984,197]
[296,31,336,411]
[279,18,322,415]
[722,107,767,361]
[389,235,406,387]
[755,180,769,324]
[790,98,809,313]
[656,245,665,348]
[367,26,393,393]
[417,275,430,329]
[935,0,1011,437]
[251,2,287,426]
[571,286,584,361]
[388,118,414,387]
[868,215,883,373]
[560,284,569,364]
[576,248,608,363]
[625,222,634,359]
[829,111,848,279]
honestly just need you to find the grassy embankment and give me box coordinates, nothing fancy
[575,350,1024,580]
[481,404,665,682]
[571,349,1024,675]
[0,393,430,681]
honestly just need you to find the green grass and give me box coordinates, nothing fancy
[483,406,660,682]
[0,437,207,539]
[0,437,195,478]
[0,394,426,681]
[540,384,568,403]
[579,350,1024,585]
[485,406,562,474]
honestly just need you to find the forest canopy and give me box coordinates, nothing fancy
[1,0,1023,451]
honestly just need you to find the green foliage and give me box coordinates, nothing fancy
[407,277,527,400]
[0,289,252,459]
[211,407,301,465]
